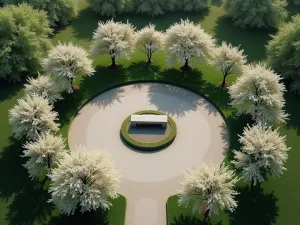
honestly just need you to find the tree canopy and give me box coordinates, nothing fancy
[233,123,290,186]
[9,94,59,140]
[91,20,136,67]
[209,42,247,87]
[23,133,67,180]
[174,0,211,11]
[48,146,120,215]
[43,43,95,93]
[86,0,124,17]
[178,163,238,218]
[3,0,78,26]
[136,24,164,63]
[222,0,288,28]
[164,19,215,69]
[0,3,52,82]
[228,63,288,125]
[24,75,64,104]
[266,15,300,94]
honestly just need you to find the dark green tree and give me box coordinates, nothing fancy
[267,15,300,94]
[222,0,288,28]
[0,3,52,82]
[3,0,78,26]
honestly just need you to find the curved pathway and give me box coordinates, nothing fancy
[69,83,229,225]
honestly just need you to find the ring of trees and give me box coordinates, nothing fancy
[120,110,177,151]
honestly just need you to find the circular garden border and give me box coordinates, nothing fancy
[120,110,177,151]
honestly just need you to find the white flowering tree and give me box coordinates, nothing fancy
[43,43,95,94]
[136,24,164,64]
[9,94,59,141]
[48,146,120,215]
[23,133,67,180]
[24,74,63,104]
[232,123,290,188]
[164,19,215,70]
[178,163,238,222]
[228,63,288,125]
[91,20,136,68]
[210,42,247,87]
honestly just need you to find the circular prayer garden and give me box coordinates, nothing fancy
[120,110,177,151]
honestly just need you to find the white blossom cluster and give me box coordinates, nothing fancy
[136,24,164,62]
[164,19,215,67]
[9,94,59,140]
[233,123,290,185]
[90,20,136,61]
[210,42,246,80]
[43,43,95,93]
[23,133,67,180]
[24,75,63,104]
[228,63,288,125]
[48,146,120,215]
[178,163,238,217]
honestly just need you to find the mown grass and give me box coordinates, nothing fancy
[0,1,300,225]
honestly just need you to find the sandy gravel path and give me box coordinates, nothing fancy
[69,83,229,225]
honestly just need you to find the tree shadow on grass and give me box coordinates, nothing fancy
[0,138,28,200]
[5,181,54,225]
[0,80,23,102]
[213,16,276,62]
[45,209,109,225]
[71,8,99,41]
[170,214,223,225]
[225,114,249,160]
[284,91,300,135]
[0,138,54,225]
[126,61,161,80]
[229,186,279,225]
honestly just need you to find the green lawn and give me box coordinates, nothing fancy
[0,1,300,225]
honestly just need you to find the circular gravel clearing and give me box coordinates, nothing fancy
[69,83,229,183]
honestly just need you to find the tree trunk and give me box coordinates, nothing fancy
[185,58,189,67]
[147,51,152,64]
[221,73,228,87]
[180,58,191,71]
[69,77,74,93]
[147,55,152,64]
[112,56,116,67]
[251,179,255,191]
[203,208,210,222]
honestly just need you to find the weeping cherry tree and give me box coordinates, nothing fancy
[136,24,164,64]
[228,63,288,125]
[24,74,63,104]
[164,19,215,70]
[48,146,120,215]
[9,94,59,140]
[178,163,238,222]
[23,133,67,180]
[43,43,95,94]
[233,123,290,189]
[210,42,247,87]
[90,20,136,68]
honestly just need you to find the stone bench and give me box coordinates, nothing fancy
[130,114,168,128]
